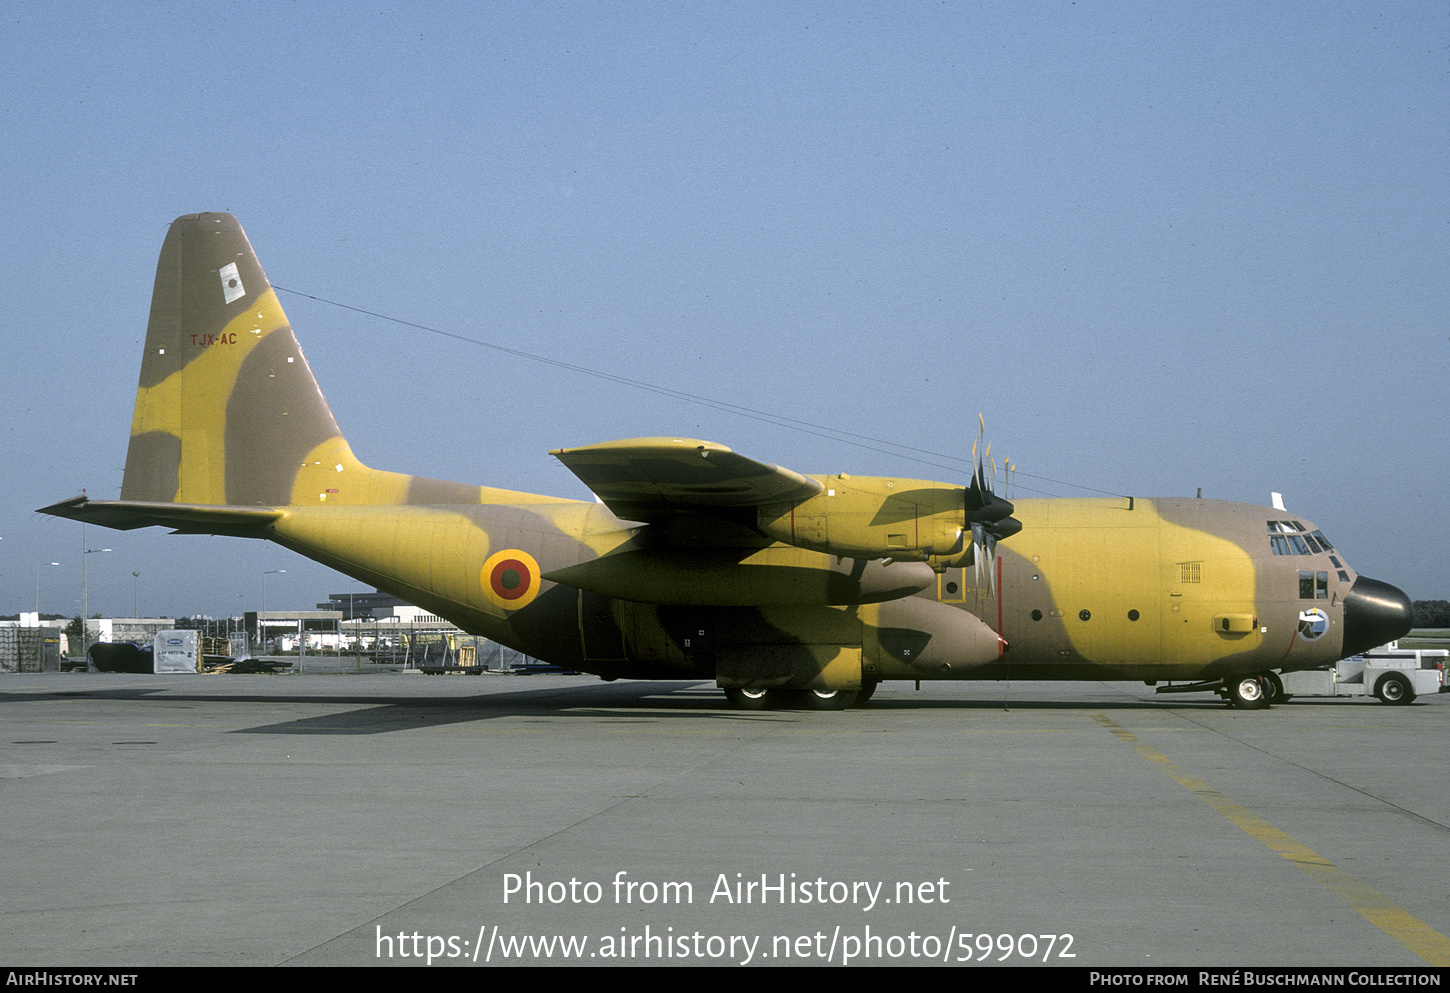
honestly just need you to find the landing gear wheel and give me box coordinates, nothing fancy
[1262,671,1288,704]
[799,688,858,711]
[1374,672,1415,705]
[1226,675,1271,710]
[853,679,879,707]
[723,687,772,711]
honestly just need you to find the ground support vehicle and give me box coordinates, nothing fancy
[1275,645,1443,705]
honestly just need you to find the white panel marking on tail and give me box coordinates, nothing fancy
[219,262,245,304]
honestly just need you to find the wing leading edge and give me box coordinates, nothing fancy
[550,437,822,522]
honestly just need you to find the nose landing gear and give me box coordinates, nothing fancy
[1221,674,1272,710]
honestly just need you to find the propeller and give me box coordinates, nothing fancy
[965,417,1022,593]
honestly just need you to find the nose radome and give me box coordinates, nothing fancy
[1341,576,1414,657]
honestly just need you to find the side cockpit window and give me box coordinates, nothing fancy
[1299,571,1329,599]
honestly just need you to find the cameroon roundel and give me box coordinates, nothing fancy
[481,549,542,610]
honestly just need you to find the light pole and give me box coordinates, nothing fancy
[36,562,59,616]
[80,523,111,656]
[260,569,285,654]
[132,571,141,618]
[347,582,358,665]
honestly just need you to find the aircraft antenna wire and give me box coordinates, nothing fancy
[273,286,1127,499]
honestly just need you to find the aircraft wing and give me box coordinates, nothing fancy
[550,437,822,522]
[37,495,283,536]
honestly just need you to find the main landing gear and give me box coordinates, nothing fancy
[722,687,771,711]
[721,686,865,711]
[855,678,879,705]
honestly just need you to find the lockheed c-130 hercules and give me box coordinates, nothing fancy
[41,213,1415,710]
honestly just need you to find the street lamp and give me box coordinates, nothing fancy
[80,523,111,656]
[259,569,285,654]
[132,571,141,618]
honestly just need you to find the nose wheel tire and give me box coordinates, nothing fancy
[1374,673,1415,705]
[1225,675,1271,710]
[1262,671,1289,704]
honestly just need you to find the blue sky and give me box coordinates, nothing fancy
[2,1,1445,618]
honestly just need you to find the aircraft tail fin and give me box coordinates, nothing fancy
[121,213,358,508]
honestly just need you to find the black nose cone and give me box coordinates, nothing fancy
[1341,576,1414,656]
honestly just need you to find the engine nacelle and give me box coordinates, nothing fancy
[756,475,967,562]
[544,544,936,606]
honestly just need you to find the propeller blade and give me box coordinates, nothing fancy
[964,414,1021,599]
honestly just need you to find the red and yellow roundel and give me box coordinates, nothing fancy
[480,549,541,610]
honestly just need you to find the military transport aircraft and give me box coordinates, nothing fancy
[40,213,1414,710]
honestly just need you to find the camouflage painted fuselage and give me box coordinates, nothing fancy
[42,214,1412,701]
[251,491,1373,687]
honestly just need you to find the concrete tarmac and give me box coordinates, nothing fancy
[1,672,1447,968]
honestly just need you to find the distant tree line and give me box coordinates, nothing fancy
[1413,601,1450,628]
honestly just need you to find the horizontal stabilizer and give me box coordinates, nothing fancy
[37,495,282,535]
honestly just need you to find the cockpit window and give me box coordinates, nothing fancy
[1299,571,1329,599]
[1268,521,1332,556]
